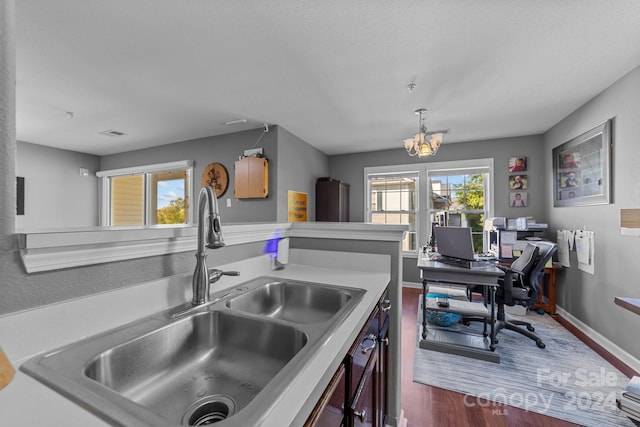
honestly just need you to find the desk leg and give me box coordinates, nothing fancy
[489,285,496,352]
[421,278,427,341]
[548,269,557,315]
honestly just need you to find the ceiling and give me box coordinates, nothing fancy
[15,0,640,157]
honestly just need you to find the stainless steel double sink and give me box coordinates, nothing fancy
[21,276,366,426]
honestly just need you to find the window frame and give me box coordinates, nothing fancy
[365,168,420,254]
[364,158,494,258]
[96,160,194,227]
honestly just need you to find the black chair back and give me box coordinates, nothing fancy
[529,241,558,291]
[498,244,539,304]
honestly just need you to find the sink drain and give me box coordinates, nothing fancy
[182,395,236,426]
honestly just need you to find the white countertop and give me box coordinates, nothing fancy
[0,249,391,426]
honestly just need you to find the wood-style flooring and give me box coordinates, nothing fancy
[400,287,637,427]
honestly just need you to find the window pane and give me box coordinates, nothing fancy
[111,175,144,226]
[371,212,387,224]
[152,169,190,225]
[429,177,450,210]
[156,178,186,224]
[403,232,416,252]
[368,173,417,251]
[428,171,488,253]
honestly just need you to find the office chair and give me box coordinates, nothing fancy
[494,241,558,349]
[462,243,538,334]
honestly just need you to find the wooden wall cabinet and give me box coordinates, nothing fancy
[316,178,349,222]
[235,157,268,198]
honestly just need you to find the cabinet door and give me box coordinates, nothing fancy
[377,317,389,427]
[235,157,268,198]
[305,364,346,427]
[351,345,378,427]
[347,307,379,400]
[316,179,349,222]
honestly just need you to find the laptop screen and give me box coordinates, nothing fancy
[434,226,476,261]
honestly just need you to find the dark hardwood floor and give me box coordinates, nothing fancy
[400,287,637,427]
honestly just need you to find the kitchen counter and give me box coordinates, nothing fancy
[0,248,391,426]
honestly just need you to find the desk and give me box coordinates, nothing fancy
[533,263,561,315]
[614,297,640,316]
[417,254,504,363]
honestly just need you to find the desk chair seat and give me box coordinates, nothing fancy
[493,241,558,349]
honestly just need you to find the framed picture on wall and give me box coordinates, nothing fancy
[553,119,612,207]
[508,156,527,172]
[510,192,527,207]
[509,175,527,190]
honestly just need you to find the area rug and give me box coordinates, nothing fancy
[413,298,634,426]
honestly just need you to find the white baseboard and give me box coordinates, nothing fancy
[557,305,640,375]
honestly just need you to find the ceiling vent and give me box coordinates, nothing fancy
[224,119,247,126]
[99,129,126,137]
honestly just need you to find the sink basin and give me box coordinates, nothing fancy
[226,280,359,323]
[20,276,365,426]
[85,311,307,425]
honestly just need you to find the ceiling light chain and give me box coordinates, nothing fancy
[403,108,448,158]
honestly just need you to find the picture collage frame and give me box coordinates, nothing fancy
[508,156,527,207]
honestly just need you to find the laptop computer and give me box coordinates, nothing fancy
[433,226,489,267]
[434,226,476,261]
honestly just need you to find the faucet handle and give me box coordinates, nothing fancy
[221,270,240,276]
[207,269,240,283]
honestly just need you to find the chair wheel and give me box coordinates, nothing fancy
[536,341,545,349]
[490,344,496,351]
[527,325,535,332]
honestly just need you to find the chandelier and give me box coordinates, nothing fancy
[403,108,448,158]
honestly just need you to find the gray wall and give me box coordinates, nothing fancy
[544,65,640,359]
[329,135,547,283]
[1,124,328,314]
[329,135,546,223]
[101,127,279,224]
[276,127,330,222]
[16,141,100,229]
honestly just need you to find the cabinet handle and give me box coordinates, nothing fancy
[360,334,377,354]
[380,337,389,346]
[353,408,366,422]
[381,299,392,312]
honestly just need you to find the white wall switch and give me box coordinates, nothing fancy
[226,198,231,208]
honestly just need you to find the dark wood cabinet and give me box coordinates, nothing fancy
[316,178,349,222]
[306,289,390,427]
[350,344,377,427]
[305,364,347,427]
[377,292,391,426]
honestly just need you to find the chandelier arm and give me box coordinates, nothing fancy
[424,129,450,136]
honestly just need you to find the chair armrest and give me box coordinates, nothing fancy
[498,264,527,276]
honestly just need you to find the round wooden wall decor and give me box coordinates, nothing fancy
[201,162,229,197]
